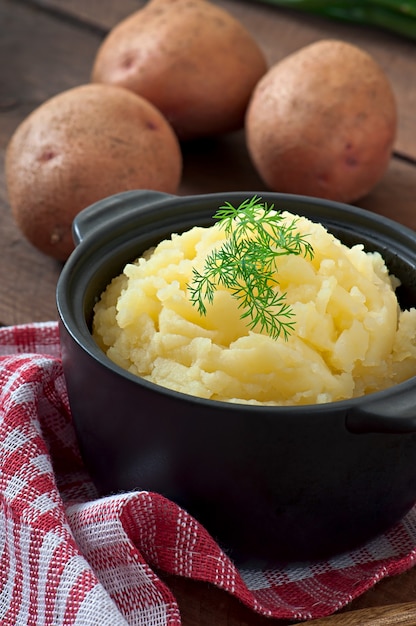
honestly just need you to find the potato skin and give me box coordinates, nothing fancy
[5,83,182,261]
[91,0,268,141]
[245,40,397,203]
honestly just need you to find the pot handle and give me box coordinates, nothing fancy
[72,190,175,245]
[346,384,416,434]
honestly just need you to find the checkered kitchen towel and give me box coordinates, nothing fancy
[2,322,416,625]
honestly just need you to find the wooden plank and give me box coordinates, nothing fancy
[159,573,295,626]
[0,0,102,325]
[160,571,416,626]
[359,158,416,231]
[179,132,416,231]
[2,2,416,624]
[15,0,140,30]
[293,601,416,625]
[0,0,100,120]
[1,0,416,327]
[17,0,416,160]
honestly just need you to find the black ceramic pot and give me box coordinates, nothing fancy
[56,190,416,565]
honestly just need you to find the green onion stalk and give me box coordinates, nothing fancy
[251,0,416,41]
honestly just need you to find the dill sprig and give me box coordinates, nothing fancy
[188,196,314,340]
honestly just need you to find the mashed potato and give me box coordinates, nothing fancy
[92,211,416,405]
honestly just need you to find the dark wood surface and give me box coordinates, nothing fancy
[1,0,416,623]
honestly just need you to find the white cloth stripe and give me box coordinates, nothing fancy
[1,428,29,453]
[3,474,27,502]
[0,512,15,622]
[36,530,66,621]
[49,554,93,624]
[14,523,33,626]
[95,563,153,594]
[127,604,168,626]
[72,584,129,626]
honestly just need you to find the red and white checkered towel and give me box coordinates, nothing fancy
[1,322,416,625]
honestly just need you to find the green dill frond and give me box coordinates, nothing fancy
[187,196,314,340]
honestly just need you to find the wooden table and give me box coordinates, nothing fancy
[1,0,416,623]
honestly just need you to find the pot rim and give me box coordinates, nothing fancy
[56,189,416,429]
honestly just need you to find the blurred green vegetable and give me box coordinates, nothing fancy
[252,0,416,41]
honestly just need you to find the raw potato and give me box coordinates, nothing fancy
[5,83,182,261]
[246,40,398,203]
[91,0,268,141]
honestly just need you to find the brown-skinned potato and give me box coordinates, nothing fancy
[91,0,268,141]
[245,40,398,203]
[5,83,182,261]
